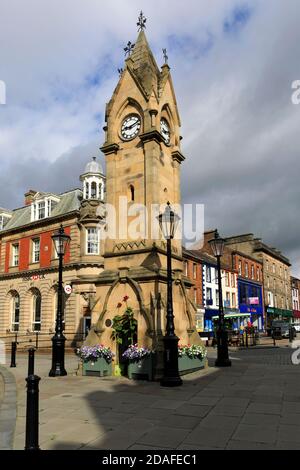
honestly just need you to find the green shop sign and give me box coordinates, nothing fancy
[266,307,293,317]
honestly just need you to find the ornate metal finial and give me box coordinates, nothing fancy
[118,67,123,76]
[124,41,135,57]
[162,48,168,64]
[137,11,146,31]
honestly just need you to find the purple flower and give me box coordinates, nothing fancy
[122,344,154,362]
[77,344,115,363]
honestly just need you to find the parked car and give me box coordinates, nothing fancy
[290,323,300,333]
[270,321,291,339]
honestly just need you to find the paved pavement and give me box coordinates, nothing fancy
[1,342,300,450]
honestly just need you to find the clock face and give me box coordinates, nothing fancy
[160,118,170,144]
[121,114,141,140]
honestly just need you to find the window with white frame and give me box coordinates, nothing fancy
[206,266,211,283]
[245,263,248,278]
[231,273,235,287]
[32,238,40,263]
[184,261,188,276]
[238,260,242,276]
[0,214,11,230]
[32,291,41,331]
[11,294,20,332]
[12,243,19,266]
[31,196,59,221]
[251,265,254,279]
[206,287,212,302]
[232,293,236,308]
[225,272,230,287]
[215,268,218,284]
[86,227,100,254]
[193,263,197,279]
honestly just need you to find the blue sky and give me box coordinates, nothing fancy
[0,0,300,275]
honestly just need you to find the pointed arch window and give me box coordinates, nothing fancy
[11,293,20,332]
[129,184,135,202]
[32,291,42,331]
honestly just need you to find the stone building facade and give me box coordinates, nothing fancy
[0,159,106,347]
[85,27,202,379]
[224,234,292,327]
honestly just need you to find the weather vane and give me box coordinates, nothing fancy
[124,41,135,57]
[118,68,123,76]
[137,11,147,31]
[162,48,168,64]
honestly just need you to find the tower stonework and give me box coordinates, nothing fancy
[87,28,203,378]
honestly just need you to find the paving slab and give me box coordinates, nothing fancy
[5,346,300,451]
[231,423,278,444]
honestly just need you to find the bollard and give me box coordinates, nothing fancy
[10,341,17,368]
[273,334,276,346]
[245,330,248,348]
[35,331,39,350]
[25,371,40,450]
[28,348,35,376]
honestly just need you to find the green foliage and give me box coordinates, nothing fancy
[111,307,137,345]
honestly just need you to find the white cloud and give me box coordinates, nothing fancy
[0,0,300,273]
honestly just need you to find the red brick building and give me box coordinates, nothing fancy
[0,158,106,346]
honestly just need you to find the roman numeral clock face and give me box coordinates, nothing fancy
[120,114,141,140]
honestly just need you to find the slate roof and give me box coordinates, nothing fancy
[0,189,82,233]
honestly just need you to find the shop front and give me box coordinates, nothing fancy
[266,307,293,327]
[238,280,264,331]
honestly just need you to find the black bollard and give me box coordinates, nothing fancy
[25,372,40,450]
[35,332,39,350]
[10,341,17,368]
[28,348,35,376]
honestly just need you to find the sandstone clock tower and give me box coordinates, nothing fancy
[87,15,202,377]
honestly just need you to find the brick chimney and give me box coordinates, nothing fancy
[24,190,37,206]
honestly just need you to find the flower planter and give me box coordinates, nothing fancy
[127,355,153,381]
[82,357,113,377]
[178,355,206,375]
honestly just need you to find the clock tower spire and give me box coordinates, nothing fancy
[91,14,202,379]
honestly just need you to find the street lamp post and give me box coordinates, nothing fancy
[209,231,231,367]
[157,202,182,387]
[49,225,70,377]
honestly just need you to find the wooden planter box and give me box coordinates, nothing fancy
[127,355,153,381]
[178,355,205,375]
[82,357,113,377]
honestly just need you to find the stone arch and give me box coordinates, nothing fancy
[161,103,175,131]
[116,97,144,121]
[6,289,20,332]
[96,276,152,332]
[178,279,194,330]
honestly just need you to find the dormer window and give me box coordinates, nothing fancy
[0,211,12,230]
[31,196,59,222]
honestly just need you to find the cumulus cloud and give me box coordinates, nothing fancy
[0,0,299,274]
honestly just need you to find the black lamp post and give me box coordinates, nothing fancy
[49,225,70,377]
[209,230,231,367]
[157,202,182,387]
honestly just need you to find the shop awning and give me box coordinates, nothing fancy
[267,308,293,318]
[211,313,251,320]
[293,310,300,319]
